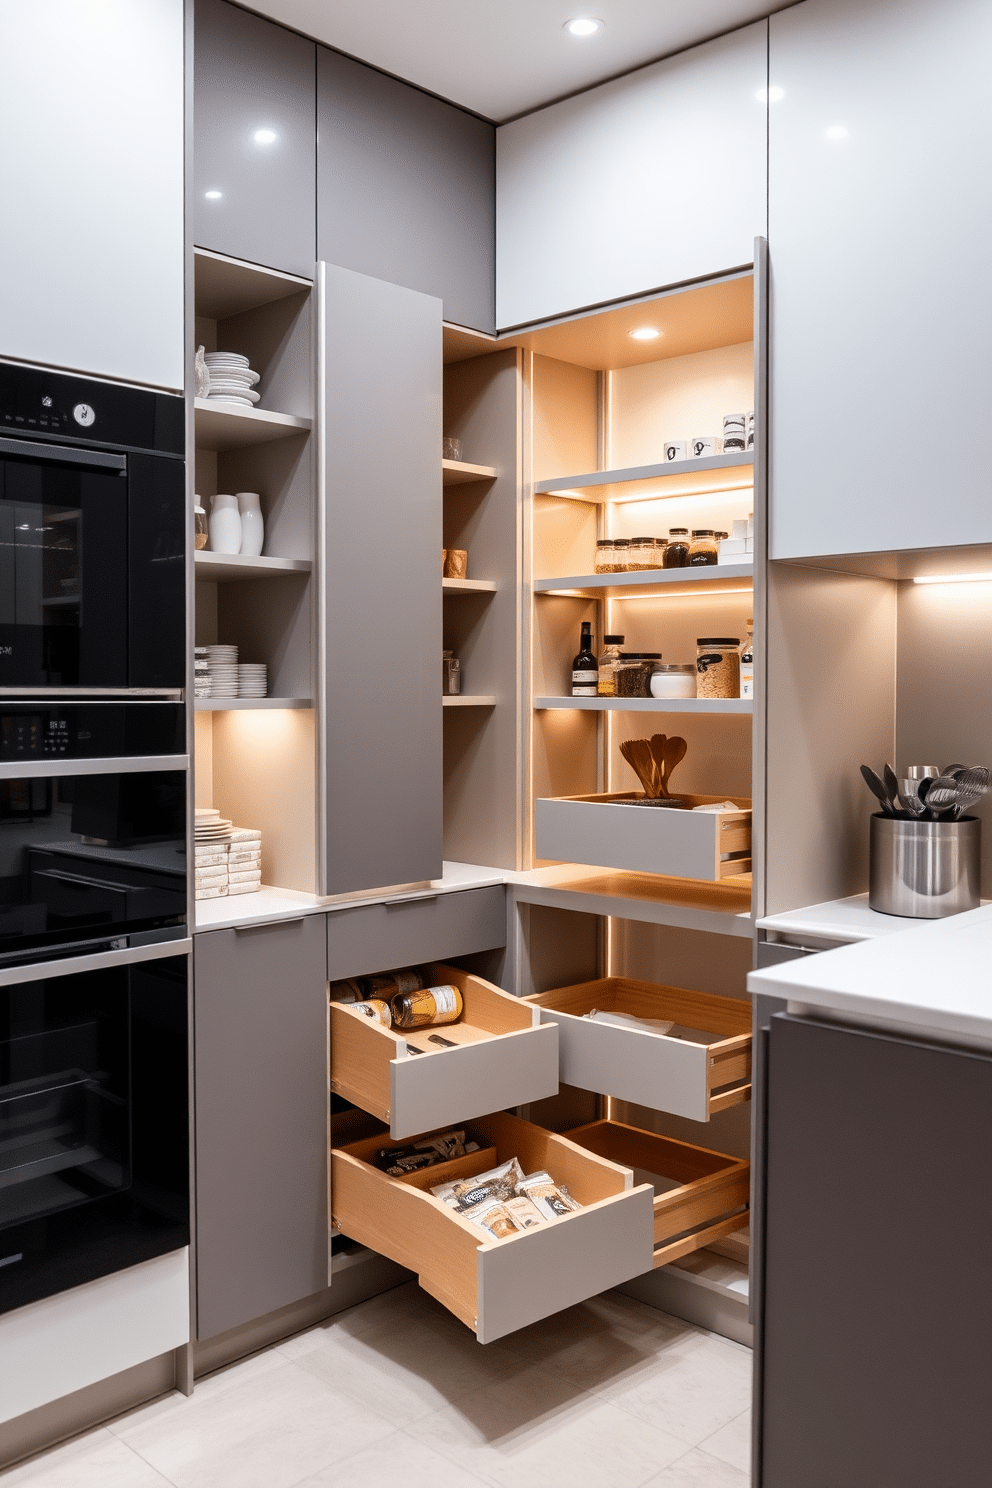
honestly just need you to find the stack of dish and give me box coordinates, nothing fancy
[237,663,267,699]
[205,644,239,698]
[203,351,260,408]
[195,808,233,900]
[195,807,233,843]
[194,647,210,698]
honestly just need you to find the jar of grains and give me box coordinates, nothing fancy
[687,530,718,565]
[612,538,631,572]
[696,638,740,699]
[616,653,662,698]
[594,539,614,573]
[628,537,654,570]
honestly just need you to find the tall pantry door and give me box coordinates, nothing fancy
[317,264,444,895]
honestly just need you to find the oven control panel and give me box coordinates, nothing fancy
[0,704,185,759]
[0,362,183,455]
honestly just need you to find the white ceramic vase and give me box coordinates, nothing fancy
[209,493,241,554]
[236,492,264,557]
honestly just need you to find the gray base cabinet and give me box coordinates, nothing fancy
[194,916,328,1340]
[756,1013,992,1486]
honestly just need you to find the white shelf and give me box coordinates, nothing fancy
[194,247,312,320]
[194,697,312,711]
[535,453,754,503]
[756,893,948,945]
[193,398,311,452]
[442,577,497,594]
[194,552,312,582]
[535,563,753,596]
[535,696,752,714]
[442,695,497,707]
[442,458,497,486]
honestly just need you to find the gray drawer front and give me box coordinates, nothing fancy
[327,887,505,980]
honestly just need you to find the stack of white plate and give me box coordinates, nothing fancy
[204,351,260,408]
[194,646,211,698]
[194,808,233,842]
[238,664,267,698]
[206,643,239,698]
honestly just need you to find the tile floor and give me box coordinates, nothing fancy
[3,1282,752,1487]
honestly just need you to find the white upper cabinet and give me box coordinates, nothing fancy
[0,1,185,391]
[495,22,768,330]
[768,0,992,560]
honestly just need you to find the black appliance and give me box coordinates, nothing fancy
[0,362,185,693]
[0,701,187,968]
[0,948,189,1314]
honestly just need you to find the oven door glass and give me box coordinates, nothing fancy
[0,769,186,966]
[0,954,189,1314]
[0,446,128,689]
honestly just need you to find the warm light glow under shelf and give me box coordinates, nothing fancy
[912,572,992,585]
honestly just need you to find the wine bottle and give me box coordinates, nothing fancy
[571,621,598,697]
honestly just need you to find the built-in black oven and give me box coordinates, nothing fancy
[0,945,189,1315]
[0,702,187,969]
[0,361,185,693]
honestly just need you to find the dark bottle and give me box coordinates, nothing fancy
[571,621,598,697]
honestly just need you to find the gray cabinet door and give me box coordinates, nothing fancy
[758,1013,992,1486]
[194,0,316,278]
[768,0,992,559]
[318,263,443,895]
[317,48,495,334]
[194,915,327,1340]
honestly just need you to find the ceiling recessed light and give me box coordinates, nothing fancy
[756,86,784,103]
[204,189,222,200]
[629,326,661,341]
[253,128,277,145]
[564,18,603,37]
[825,125,848,140]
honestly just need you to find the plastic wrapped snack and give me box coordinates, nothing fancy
[517,1171,582,1220]
[431,1156,524,1210]
[503,1194,547,1230]
[460,1199,524,1240]
[374,1130,479,1176]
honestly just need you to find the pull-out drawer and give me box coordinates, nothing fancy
[326,886,506,982]
[526,977,751,1122]
[567,1120,749,1268]
[535,793,751,881]
[330,964,558,1139]
[331,1111,654,1343]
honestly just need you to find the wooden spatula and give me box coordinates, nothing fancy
[649,734,687,797]
[620,738,661,797]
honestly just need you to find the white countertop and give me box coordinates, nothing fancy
[749,903,992,1045]
[756,893,930,944]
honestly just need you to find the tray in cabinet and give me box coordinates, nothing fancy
[526,977,751,1122]
[330,963,559,1139]
[535,792,751,881]
[330,1110,654,1343]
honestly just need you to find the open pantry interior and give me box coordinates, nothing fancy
[191,248,318,896]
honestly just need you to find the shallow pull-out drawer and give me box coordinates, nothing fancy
[330,963,559,1139]
[326,886,506,981]
[526,977,751,1123]
[330,1110,654,1343]
[535,793,751,882]
[567,1120,749,1268]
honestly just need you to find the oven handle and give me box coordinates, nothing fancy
[0,936,192,989]
[0,754,188,780]
[0,435,126,471]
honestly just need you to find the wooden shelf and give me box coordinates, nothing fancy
[442,458,497,486]
[442,577,497,594]
[194,697,312,711]
[535,563,753,596]
[535,697,752,714]
[443,695,497,707]
[195,552,312,582]
[536,453,754,504]
[511,864,753,938]
[194,399,311,452]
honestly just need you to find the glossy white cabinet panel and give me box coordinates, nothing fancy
[0,1249,189,1425]
[0,1,184,390]
[496,22,767,329]
[768,0,992,559]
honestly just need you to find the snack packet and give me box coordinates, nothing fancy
[431,1156,524,1210]
[374,1130,479,1176]
[460,1199,523,1240]
[517,1170,582,1219]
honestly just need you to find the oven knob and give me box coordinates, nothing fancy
[73,403,96,427]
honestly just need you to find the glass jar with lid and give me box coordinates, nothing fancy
[628,537,654,570]
[597,634,625,696]
[687,530,718,565]
[616,653,662,698]
[663,529,690,568]
[650,537,667,567]
[594,539,614,574]
[650,662,696,700]
[194,503,209,551]
[612,538,631,572]
[696,637,740,699]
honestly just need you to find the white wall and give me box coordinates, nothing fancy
[496,22,768,330]
[0,1,185,390]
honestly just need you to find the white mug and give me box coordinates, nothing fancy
[690,436,724,459]
[664,440,687,462]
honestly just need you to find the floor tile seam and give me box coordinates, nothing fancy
[114,1433,183,1486]
[594,1388,713,1451]
[677,1443,751,1481]
[392,1421,505,1488]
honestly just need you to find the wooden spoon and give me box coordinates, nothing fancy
[661,735,687,795]
[620,738,661,798]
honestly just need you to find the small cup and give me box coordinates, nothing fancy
[442,436,463,462]
[690,436,724,459]
[664,440,687,462]
[723,414,746,452]
[444,549,468,579]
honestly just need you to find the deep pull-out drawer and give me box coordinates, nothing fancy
[331,1111,654,1343]
[326,886,506,981]
[567,1120,749,1268]
[526,977,751,1123]
[330,963,558,1139]
[535,793,751,881]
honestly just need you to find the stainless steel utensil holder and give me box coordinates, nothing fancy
[869,814,980,918]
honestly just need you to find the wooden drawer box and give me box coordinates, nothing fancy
[330,964,559,1139]
[535,793,751,881]
[525,977,751,1123]
[567,1120,749,1268]
[326,886,506,982]
[331,1111,655,1343]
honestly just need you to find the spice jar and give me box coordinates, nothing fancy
[696,638,741,699]
[597,634,625,696]
[650,537,667,566]
[663,529,690,568]
[594,539,614,574]
[612,538,631,572]
[616,653,662,698]
[629,537,655,571]
[442,650,461,695]
[194,504,208,550]
[391,983,464,1030]
[687,530,718,565]
[650,663,696,700]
